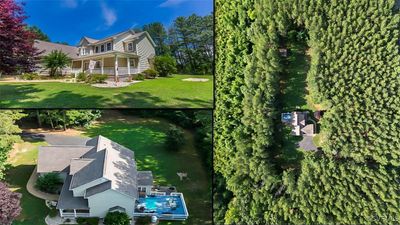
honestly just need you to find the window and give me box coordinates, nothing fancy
[95,46,99,53]
[101,45,105,52]
[128,43,134,51]
[138,187,146,192]
[107,42,112,51]
[129,58,136,68]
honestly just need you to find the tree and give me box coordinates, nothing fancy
[165,125,185,151]
[35,173,62,193]
[42,50,71,76]
[0,182,21,225]
[0,0,41,74]
[153,55,177,77]
[30,110,101,129]
[26,25,50,42]
[0,111,25,179]
[104,211,130,225]
[143,22,170,55]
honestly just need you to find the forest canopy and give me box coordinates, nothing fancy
[215,0,400,224]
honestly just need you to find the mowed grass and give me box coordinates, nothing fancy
[0,75,213,108]
[6,140,49,225]
[83,118,212,225]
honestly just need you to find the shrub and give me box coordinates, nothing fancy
[135,216,152,225]
[154,55,177,77]
[134,73,145,81]
[142,69,158,79]
[165,125,185,151]
[87,74,108,84]
[48,207,58,218]
[76,217,99,225]
[42,50,71,77]
[35,173,62,194]
[77,72,87,82]
[21,73,40,80]
[104,211,130,225]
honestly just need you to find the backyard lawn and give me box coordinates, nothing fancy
[83,118,212,225]
[6,140,49,225]
[0,75,213,108]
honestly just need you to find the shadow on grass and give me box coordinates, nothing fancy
[6,165,48,225]
[0,79,213,108]
[280,44,310,111]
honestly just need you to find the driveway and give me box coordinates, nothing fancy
[298,135,318,151]
[21,131,90,146]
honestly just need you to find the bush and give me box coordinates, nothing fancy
[154,55,177,77]
[134,73,145,81]
[135,216,152,225]
[87,74,108,84]
[104,211,130,225]
[165,125,185,151]
[142,69,158,79]
[76,217,99,225]
[35,173,62,194]
[48,207,58,218]
[21,73,40,80]
[77,72,87,82]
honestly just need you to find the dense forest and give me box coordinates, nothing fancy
[142,14,213,75]
[215,0,400,224]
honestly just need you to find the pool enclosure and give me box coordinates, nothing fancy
[133,192,189,221]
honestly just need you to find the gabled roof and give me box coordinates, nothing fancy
[77,29,156,47]
[39,136,139,199]
[57,175,89,210]
[137,171,153,186]
[34,40,79,59]
[37,146,94,173]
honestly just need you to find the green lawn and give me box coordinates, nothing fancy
[6,140,49,225]
[83,118,211,225]
[0,75,213,108]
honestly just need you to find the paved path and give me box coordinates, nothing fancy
[22,131,89,146]
[26,166,59,201]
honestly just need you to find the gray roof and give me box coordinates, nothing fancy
[85,181,112,197]
[34,40,79,59]
[37,146,94,173]
[70,149,106,189]
[39,136,139,200]
[57,175,89,210]
[137,171,153,186]
[83,36,99,44]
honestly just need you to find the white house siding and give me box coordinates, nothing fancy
[113,32,131,52]
[72,178,107,197]
[136,35,155,73]
[87,190,135,218]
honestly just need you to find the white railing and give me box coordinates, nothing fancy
[150,191,166,196]
[171,192,189,219]
[84,67,139,75]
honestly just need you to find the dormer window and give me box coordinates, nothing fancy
[128,43,134,52]
[107,42,112,51]
[101,45,105,52]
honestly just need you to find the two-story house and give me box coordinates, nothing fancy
[36,135,189,222]
[34,29,156,80]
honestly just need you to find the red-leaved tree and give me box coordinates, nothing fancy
[0,182,21,225]
[0,0,40,75]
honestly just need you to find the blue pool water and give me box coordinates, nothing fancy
[136,195,186,215]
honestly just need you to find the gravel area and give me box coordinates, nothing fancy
[91,80,142,88]
[182,78,209,82]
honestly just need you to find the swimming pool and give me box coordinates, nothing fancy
[136,195,186,215]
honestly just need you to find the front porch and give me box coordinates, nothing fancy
[71,52,140,81]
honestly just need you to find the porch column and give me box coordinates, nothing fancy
[59,209,63,217]
[80,60,84,72]
[101,58,104,75]
[114,55,119,82]
[74,209,77,217]
[127,57,131,75]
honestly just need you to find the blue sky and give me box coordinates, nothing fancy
[20,0,213,45]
